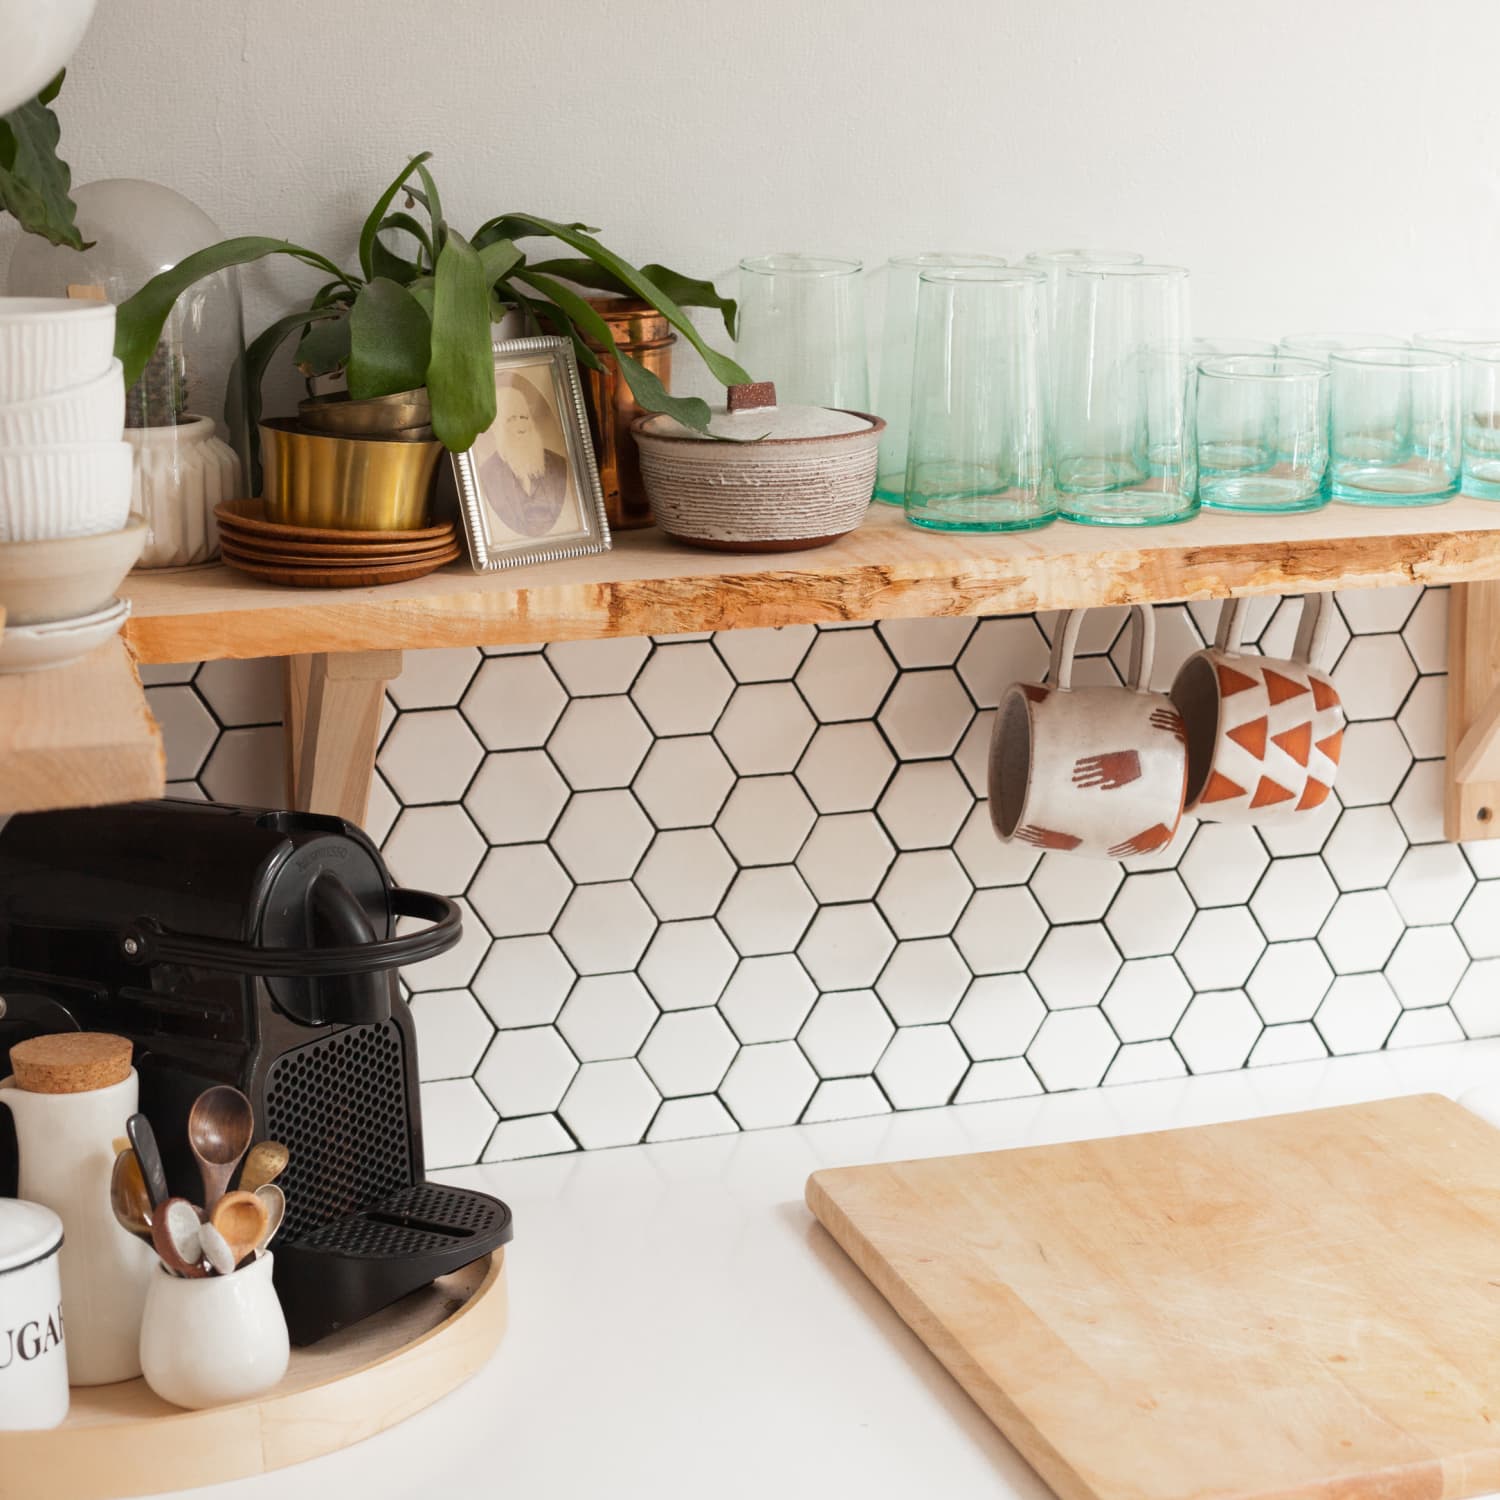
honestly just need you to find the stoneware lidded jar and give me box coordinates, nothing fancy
[140,1251,289,1410]
[0,1199,68,1430]
[633,380,883,552]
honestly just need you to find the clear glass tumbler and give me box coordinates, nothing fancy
[1194,337,1277,357]
[1051,262,1196,526]
[903,267,1053,533]
[1414,329,1500,356]
[1192,355,1329,513]
[1329,348,1461,504]
[735,253,869,410]
[873,251,1008,504]
[1278,332,1409,365]
[1460,351,1500,499]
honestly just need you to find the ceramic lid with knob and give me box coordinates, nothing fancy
[635,381,876,444]
[0,1199,63,1275]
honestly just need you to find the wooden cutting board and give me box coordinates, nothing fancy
[807,1094,1500,1500]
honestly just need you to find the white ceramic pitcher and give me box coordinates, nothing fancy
[0,1070,155,1384]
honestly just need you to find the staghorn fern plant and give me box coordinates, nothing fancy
[114,153,750,453]
[0,71,88,250]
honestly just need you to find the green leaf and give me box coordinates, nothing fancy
[357,153,432,282]
[414,161,445,250]
[507,285,604,374]
[379,211,433,267]
[525,258,738,339]
[473,216,598,246]
[35,70,65,107]
[347,278,432,399]
[114,237,357,388]
[426,230,495,451]
[517,270,714,433]
[0,79,88,250]
[498,215,749,387]
[294,314,351,376]
[479,237,522,290]
[370,236,422,286]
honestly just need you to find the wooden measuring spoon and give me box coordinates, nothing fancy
[210,1189,269,1267]
[186,1085,254,1211]
[109,1147,154,1245]
[236,1139,288,1195]
[151,1198,209,1278]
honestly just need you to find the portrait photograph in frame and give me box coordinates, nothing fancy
[452,336,612,571]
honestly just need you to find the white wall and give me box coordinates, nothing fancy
[14,0,1500,406]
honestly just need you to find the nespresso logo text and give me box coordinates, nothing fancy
[0,1305,64,1368]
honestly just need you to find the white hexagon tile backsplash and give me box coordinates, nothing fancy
[140,585,1497,1166]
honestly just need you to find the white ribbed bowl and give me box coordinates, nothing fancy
[0,298,116,403]
[0,442,133,541]
[0,359,125,447]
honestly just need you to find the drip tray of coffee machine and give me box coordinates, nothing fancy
[277,1182,514,1345]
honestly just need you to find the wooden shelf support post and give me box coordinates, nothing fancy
[1445,581,1500,840]
[283,650,402,828]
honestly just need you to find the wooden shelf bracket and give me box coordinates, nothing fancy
[1446,581,1500,840]
[282,649,402,827]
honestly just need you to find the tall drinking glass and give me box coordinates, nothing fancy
[735,254,869,409]
[1192,355,1329,513]
[903,268,1052,533]
[1460,351,1500,499]
[1051,263,1195,526]
[1329,348,1460,505]
[873,251,1008,504]
[1278,332,1409,365]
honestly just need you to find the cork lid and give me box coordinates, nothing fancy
[10,1033,133,1094]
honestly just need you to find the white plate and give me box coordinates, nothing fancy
[0,597,130,674]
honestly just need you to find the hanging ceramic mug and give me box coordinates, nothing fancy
[989,605,1188,858]
[1169,593,1343,820]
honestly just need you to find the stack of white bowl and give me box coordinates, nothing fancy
[0,297,143,672]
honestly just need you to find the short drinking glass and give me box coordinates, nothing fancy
[736,253,869,410]
[1329,348,1460,504]
[1192,355,1329,513]
[1414,329,1500,357]
[1461,351,1500,499]
[874,251,1008,504]
[1051,262,1196,526]
[903,267,1053,533]
[1277,332,1409,365]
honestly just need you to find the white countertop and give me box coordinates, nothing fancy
[155,1039,1500,1500]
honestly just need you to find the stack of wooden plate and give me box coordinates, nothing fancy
[214,499,462,588]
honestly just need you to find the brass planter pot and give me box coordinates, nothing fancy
[581,297,676,531]
[259,418,443,531]
[298,388,433,438]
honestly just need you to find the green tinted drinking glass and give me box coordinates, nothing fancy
[1329,348,1460,504]
[736,254,869,409]
[1460,351,1500,499]
[873,251,1008,505]
[1193,355,1329,513]
[1414,329,1500,357]
[903,267,1053,533]
[1051,263,1196,525]
[1277,332,1409,365]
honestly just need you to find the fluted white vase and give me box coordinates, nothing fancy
[127,414,243,568]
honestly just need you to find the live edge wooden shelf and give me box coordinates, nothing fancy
[11,501,1500,831]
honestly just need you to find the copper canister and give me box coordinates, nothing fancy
[581,297,676,531]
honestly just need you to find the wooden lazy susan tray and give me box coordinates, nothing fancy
[809,1095,1500,1500]
[0,1251,506,1500]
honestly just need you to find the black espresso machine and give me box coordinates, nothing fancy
[0,799,512,1344]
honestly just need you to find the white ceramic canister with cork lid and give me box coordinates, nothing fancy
[0,1198,67,1428]
[0,1033,155,1384]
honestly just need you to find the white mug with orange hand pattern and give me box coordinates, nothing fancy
[988,605,1189,860]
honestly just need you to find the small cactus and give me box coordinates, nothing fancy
[125,338,190,428]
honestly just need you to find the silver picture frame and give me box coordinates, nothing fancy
[450,335,612,572]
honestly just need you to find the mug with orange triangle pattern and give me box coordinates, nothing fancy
[1170,593,1343,822]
